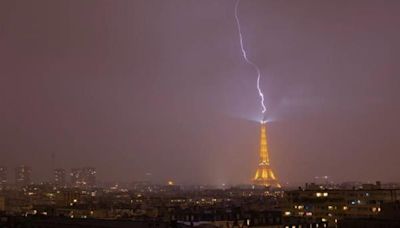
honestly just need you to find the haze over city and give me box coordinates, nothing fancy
[1,0,400,186]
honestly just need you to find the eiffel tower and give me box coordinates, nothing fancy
[253,122,281,188]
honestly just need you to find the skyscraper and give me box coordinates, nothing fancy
[81,167,96,187]
[253,122,281,188]
[0,167,7,189]
[54,168,66,187]
[70,168,81,187]
[15,165,31,188]
[70,167,96,188]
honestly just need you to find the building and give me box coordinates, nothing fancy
[15,165,31,188]
[0,167,7,189]
[0,196,5,211]
[253,121,280,188]
[70,168,81,187]
[54,168,66,187]
[55,188,83,207]
[82,167,96,187]
[172,207,282,228]
[338,201,400,228]
[70,167,96,188]
[0,217,170,228]
[283,182,400,227]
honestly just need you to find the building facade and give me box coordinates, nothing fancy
[54,168,66,187]
[15,165,31,188]
[70,167,96,188]
[0,167,7,189]
[283,182,400,227]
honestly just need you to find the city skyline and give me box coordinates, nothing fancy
[1,0,400,185]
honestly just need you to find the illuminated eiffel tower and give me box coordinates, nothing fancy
[253,122,281,188]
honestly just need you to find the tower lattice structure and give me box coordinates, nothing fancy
[253,122,281,188]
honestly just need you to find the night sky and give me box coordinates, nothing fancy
[1,0,400,185]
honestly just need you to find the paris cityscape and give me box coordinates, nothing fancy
[1,0,400,227]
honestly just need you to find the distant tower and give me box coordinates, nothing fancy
[253,122,281,188]
[51,152,55,171]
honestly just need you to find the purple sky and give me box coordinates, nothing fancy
[1,0,400,185]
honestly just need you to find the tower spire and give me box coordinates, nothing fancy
[253,122,280,188]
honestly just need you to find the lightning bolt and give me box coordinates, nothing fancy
[234,0,267,116]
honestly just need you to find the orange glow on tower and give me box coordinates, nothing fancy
[253,122,281,188]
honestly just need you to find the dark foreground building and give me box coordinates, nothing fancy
[338,201,400,228]
[338,218,400,228]
[0,216,170,228]
[283,182,400,227]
